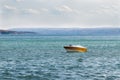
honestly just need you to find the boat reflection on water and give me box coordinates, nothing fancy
[64,45,87,53]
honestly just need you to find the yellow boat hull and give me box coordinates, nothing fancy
[64,46,87,52]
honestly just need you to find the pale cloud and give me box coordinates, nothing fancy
[0,10,2,14]
[16,0,24,2]
[56,5,73,13]
[4,5,16,10]
[24,8,40,15]
[93,3,120,16]
[41,8,48,12]
[0,0,120,29]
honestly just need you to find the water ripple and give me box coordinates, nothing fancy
[0,36,120,80]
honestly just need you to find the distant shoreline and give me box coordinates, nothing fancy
[1,28,120,36]
[0,29,36,35]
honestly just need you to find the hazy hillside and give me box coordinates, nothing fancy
[11,28,120,36]
[0,29,36,35]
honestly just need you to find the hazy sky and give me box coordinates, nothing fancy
[0,0,120,29]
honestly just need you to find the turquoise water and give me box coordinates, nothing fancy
[0,35,120,80]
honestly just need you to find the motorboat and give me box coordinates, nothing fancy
[64,45,87,52]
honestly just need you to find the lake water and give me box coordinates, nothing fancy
[0,35,120,80]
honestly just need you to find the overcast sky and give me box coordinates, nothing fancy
[0,0,120,29]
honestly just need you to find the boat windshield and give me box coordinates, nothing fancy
[68,45,86,48]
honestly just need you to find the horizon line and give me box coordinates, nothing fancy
[1,27,120,30]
